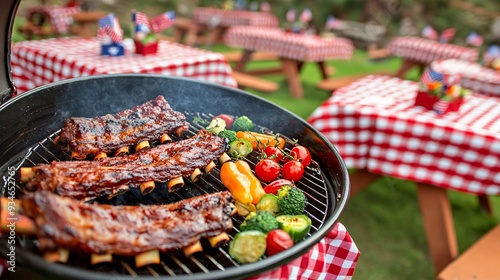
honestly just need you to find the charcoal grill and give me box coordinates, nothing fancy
[0,1,351,279]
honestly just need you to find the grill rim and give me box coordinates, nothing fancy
[0,74,350,279]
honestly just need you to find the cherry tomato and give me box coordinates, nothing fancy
[263,146,283,162]
[266,229,294,256]
[263,179,293,194]
[255,159,281,182]
[290,146,312,167]
[282,161,305,181]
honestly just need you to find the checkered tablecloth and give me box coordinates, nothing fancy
[193,7,279,27]
[430,59,500,97]
[27,6,81,34]
[308,75,500,195]
[11,37,238,94]
[250,222,360,280]
[387,36,479,64]
[224,26,354,62]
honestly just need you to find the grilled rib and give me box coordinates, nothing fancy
[23,130,228,200]
[20,190,234,255]
[58,95,189,159]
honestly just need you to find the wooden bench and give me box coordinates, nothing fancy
[223,51,279,63]
[438,224,500,279]
[232,71,279,92]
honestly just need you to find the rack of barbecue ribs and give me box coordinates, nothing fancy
[17,190,235,266]
[20,130,230,200]
[56,95,189,160]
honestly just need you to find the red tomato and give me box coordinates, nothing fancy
[266,229,294,256]
[255,159,281,182]
[263,179,293,194]
[290,146,312,167]
[282,161,305,181]
[263,146,283,162]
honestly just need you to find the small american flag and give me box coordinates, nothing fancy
[286,9,296,22]
[325,15,342,30]
[132,11,151,33]
[484,45,500,66]
[439,28,456,43]
[150,11,175,33]
[421,25,438,40]
[299,8,312,23]
[465,31,483,47]
[98,13,123,43]
[420,67,443,85]
[432,100,449,114]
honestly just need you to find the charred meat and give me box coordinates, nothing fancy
[58,96,189,159]
[20,190,234,255]
[22,130,228,200]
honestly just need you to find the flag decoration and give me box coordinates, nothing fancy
[299,8,312,23]
[132,11,151,34]
[286,9,296,22]
[150,11,176,34]
[421,25,438,40]
[484,45,500,69]
[439,27,456,43]
[465,31,484,47]
[98,13,123,43]
[98,13,124,56]
[261,2,271,12]
[416,66,469,114]
[325,15,343,30]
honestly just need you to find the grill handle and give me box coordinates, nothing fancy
[0,0,20,104]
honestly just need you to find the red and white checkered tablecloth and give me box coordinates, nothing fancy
[430,59,500,97]
[250,222,360,280]
[11,37,238,94]
[27,6,81,34]
[308,75,500,195]
[193,7,279,27]
[387,36,479,64]
[224,26,354,62]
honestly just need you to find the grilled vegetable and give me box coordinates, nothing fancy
[220,162,253,206]
[276,214,312,243]
[255,158,281,182]
[263,179,293,195]
[215,114,234,129]
[256,194,279,216]
[240,211,279,233]
[277,185,307,215]
[232,115,254,132]
[218,129,238,142]
[266,229,294,256]
[220,160,266,206]
[236,131,285,150]
[227,139,253,159]
[206,117,226,134]
[229,230,267,264]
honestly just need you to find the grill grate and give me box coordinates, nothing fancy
[2,112,332,278]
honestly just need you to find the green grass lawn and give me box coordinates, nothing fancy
[210,44,500,279]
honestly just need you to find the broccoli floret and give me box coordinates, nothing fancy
[277,185,307,215]
[232,116,254,132]
[218,129,238,142]
[239,211,280,233]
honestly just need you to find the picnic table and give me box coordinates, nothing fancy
[224,26,354,98]
[10,37,238,94]
[308,74,500,275]
[18,5,81,39]
[387,36,479,78]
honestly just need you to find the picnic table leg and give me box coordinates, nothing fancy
[317,61,330,80]
[416,183,458,275]
[394,59,419,79]
[349,169,382,196]
[234,49,254,72]
[281,58,303,99]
